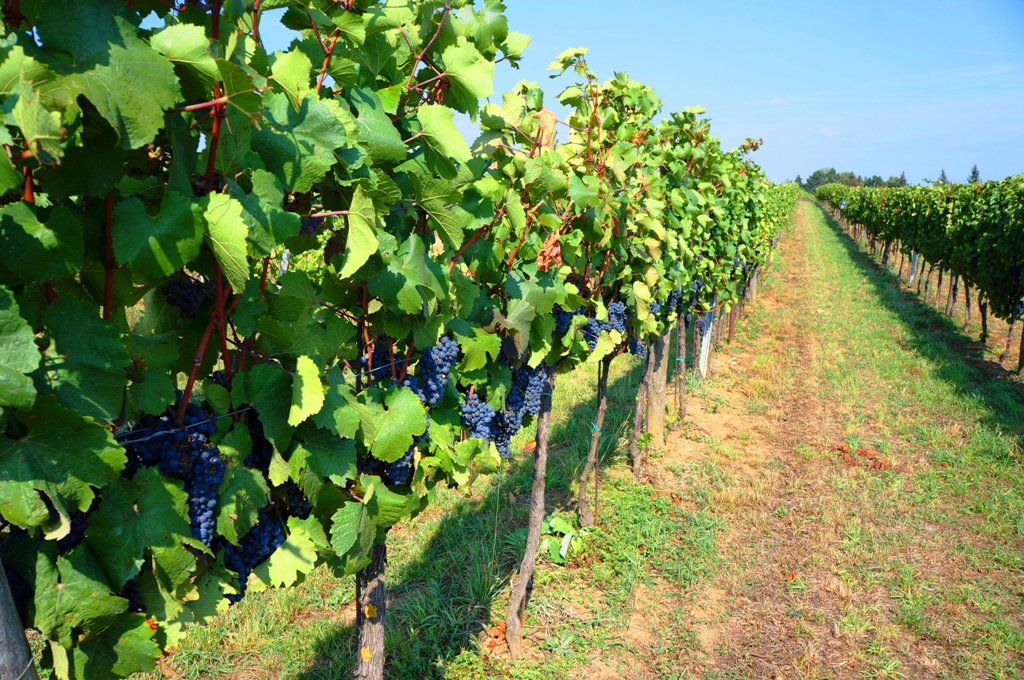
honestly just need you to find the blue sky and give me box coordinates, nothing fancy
[259,1,1024,184]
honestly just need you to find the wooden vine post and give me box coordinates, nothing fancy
[628,351,655,480]
[354,543,387,680]
[676,319,687,422]
[578,354,614,527]
[645,328,672,448]
[505,367,557,658]
[0,556,38,680]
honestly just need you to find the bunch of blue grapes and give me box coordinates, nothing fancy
[4,562,31,614]
[223,510,284,603]
[280,481,312,519]
[629,337,647,363]
[649,300,661,316]
[161,278,206,318]
[553,304,574,336]
[299,216,325,237]
[666,288,682,314]
[489,412,517,459]
[513,362,547,417]
[385,447,415,485]
[461,393,496,440]
[1014,299,1024,317]
[55,497,101,555]
[123,401,224,546]
[244,414,273,472]
[582,317,601,350]
[368,339,393,383]
[605,301,628,333]
[695,313,712,336]
[405,337,459,405]
[731,255,741,276]
[120,579,146,614]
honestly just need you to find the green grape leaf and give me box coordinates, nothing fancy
[499,298,536,357]
[251,91,348,193]
[268,48,312,108]
[453,327,501,373]
[363,474,418,526]
[72,612,161,678]
[113,191,204,280]
[27,4,181,149]
[569,174,600,208]
[150,23,218,100]
[82,468,195,591]
[0,284,39,409]
[413,104,471,179]
[438,38,494,117]
[216,428,271,546]
[412,175,468,251]
[201,192,250,292]
[246,363,295,450]
[253,515,319,587]
[498,31,531,66]
[0,203,83,284]
[42,298,130,422]
[348,87,407,165]
[312,367,361,439]
[288,355,325,427]
[12,76,65,162]
[369,386,427,463]
[35,549,127,645]
[335,184,379,279]
[241,170,302,256]
[332,11,367,46]
[330,500,374,564]
[291,423,358,493]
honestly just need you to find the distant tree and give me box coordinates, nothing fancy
[969,165,980,183]
[863,175,885,187]
[886,172,907,187]
[938,168,948,184]
[803,168,839,192]
[794,174,803,188]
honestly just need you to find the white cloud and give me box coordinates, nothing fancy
[767,97,787,106]
[818,127,836,136]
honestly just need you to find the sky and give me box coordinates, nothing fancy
[259,0,1024,184]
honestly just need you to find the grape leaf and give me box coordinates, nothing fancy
[216,428,271,546]
[288,355,325,427]
[251,91,348,193]
[269,49,312,108]
[413,104,471,179]
[335,184,379,279]
[201,192,250,292]
[42,298,130,422]
[369,386,427,463]
[150,23,218,100]
[113,191,204,280]
[246,363,295,450]
[82,468,194,591]
[438,38,494,117]
[0,284,39,409]
[253,515,320,587]
[412,175,468,250]
[348,87,407,165]
[312,367,361,439]
[0,203,83,284]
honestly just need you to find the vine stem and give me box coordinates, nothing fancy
[102,192,114,321]
[315,32,340,94]
[176,317,216,424]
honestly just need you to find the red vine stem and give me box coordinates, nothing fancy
[22,165,32,203]
[177,317,216,424]
[251,0,262,47]
[259,254,272,292]
[102,192,114,321]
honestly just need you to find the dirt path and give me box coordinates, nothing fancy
[644,199,1024,679]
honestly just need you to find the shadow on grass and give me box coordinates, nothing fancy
[815,202,1024,451]
[294,353,657,679]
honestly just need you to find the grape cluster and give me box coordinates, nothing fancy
[299,216,325,237]
[384,448,415,486]
[694,312,712,336]
[461,393,496,440]
[582,317,601,350]
[606,301,628,333]
[161,278,206,319]
[123,402,225,546]
[244,414,273,472]
[281,481,312,519]
[405,337,459,406]
[513,363,547,417]
[649,300,661,316]
[666,288,682,313]
[368,339,393,383]
[731,255,741,276]
[55,497,101,555]
[487,362,548,458]
[4,562,31,614]
[629,337,647,363]
[223,510,284,603]
[121,579,146,614]
[1014,299,1024,317]
[553,304,574,336]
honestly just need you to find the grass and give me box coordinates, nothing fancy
[138,197,1024,679]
